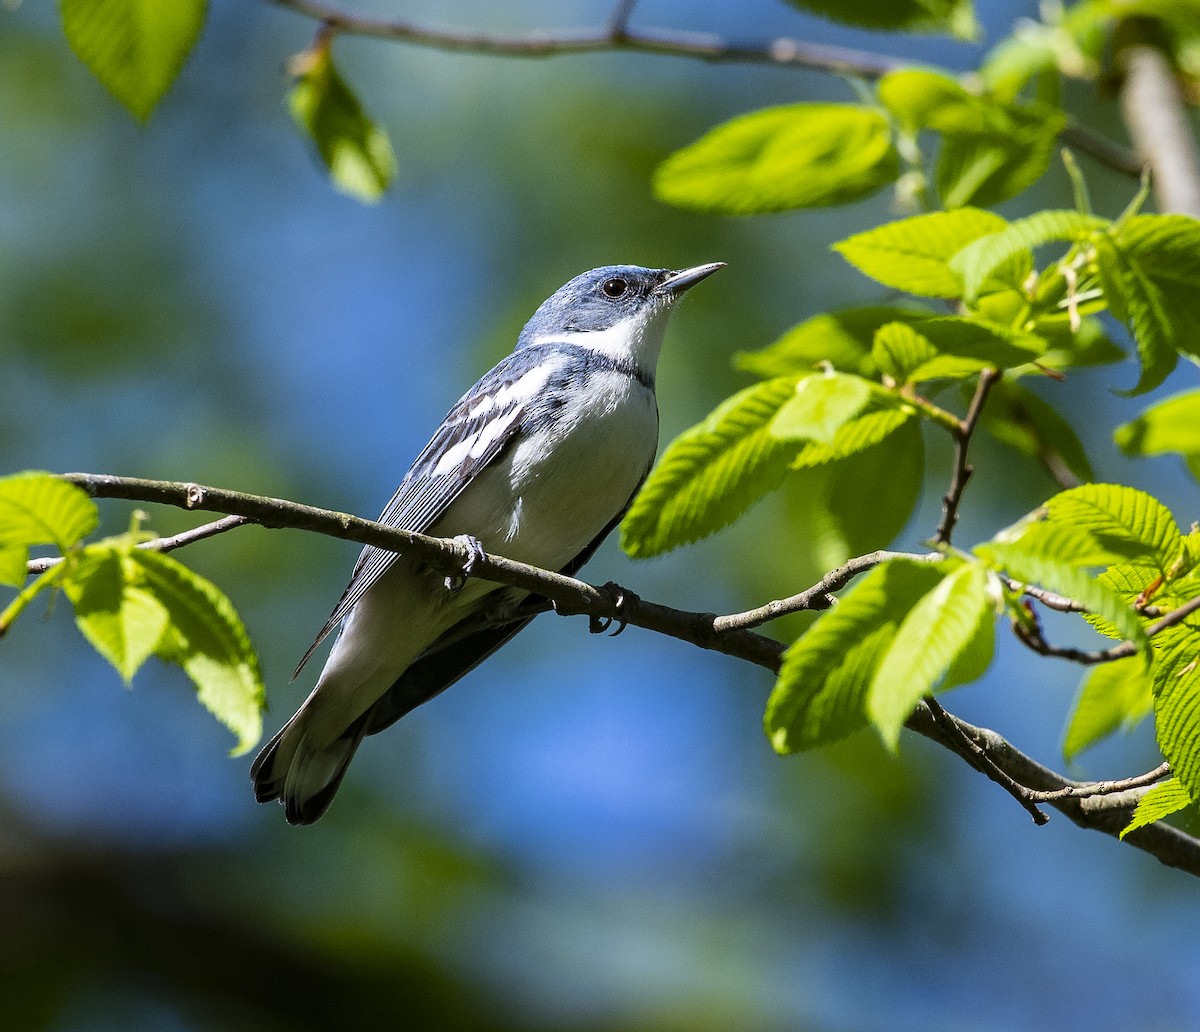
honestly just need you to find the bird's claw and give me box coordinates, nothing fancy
[589,582,630,636]
[444,534,486,593]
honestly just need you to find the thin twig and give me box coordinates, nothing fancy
[1009,580,1091,613]
[1025,762,1170,803]
[1015,592,1200,664]
[935,369,999,546]
[924,696,1050,825]
[24,515,252,575]
[716,549,941,630]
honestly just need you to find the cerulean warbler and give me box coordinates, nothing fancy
[252,262,724,823]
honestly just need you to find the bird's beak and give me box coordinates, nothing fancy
[658,262,726,296]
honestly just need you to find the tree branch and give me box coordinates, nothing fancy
[263,0,1141,180]
[52,472,1200,875]
[25,515,250,575]
[935,369,999,546]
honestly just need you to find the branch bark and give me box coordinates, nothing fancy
[49,472,1200,877]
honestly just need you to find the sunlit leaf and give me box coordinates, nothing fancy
[59,0,207,121]
[1115,389,1200,482]
[791,405,913,468]
[1121,777,1192,839]
[133,549,264,754]
[63,546,169,684]
[734,306,932,379]
[950,209,1109,301]
[833,208,1007,298]
[1149,626,1200,803]
[1043,484,1182,572]
[289,40,397,203]
[621,378,801,557]
[770,372,873,444]
[868,561,994,749]
[1063,658,1153,762]
[655,104,898,214]
[0,471,98,569]
[766,558,947,754]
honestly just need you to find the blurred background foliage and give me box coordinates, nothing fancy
[2,0,1199,1029]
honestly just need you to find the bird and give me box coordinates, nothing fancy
[251,262,724,824]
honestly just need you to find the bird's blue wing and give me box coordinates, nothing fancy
[293,352,552,678]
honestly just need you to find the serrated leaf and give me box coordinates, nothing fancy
[59,0,207,121]
[766,558,947,754]
[1149,626,1200,802]
[872,322,938,383]
[620,378,801,558]
[1120,777,1192,839]
[289,43,396,204]
[131,549,263,754]
[734,306,933,379]
[1043,484,1182,571]
[784,0,978,37]
[950,210,1110,301]
[654,104,899,215]
[792,405,913,468]
[1104,214,1200,394]
[868,561,994,749]
[1063,658,1153,761]
[0,471,98,558]
[770,372,873,444]
[834,208,1007,298]
[915,316,1048,371]
[1116,389,1200,483]
[63,546,169,683]
[936,102,1066,209]
[977,523,1147,647]
[982,380,1094,484]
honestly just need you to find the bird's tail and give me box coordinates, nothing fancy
[250,706,369,825]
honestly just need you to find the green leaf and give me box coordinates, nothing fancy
[769,372,873,444]
[833,208,1007,298]
[815,416,925,558]
[289,42,397,204]
[949,210,1109,301]
[976,522,1147,647]
[1063,658,1153,762]
[765,558,947,754]
[913,316,1047,372]
[936,102,1066,209]
[0,545,26,588]
[59,0,207,121]
[620,378,801,558]
[784,0,978,38]
[791,406,913,468]
[63,546,169,684]
[982,380,1094,484]
[132,549,263,754]
[0,472,98,567]
[1149,626,1200,802]
[872,322,938,384]
[1103,214,1200,394]
[1116,389,1200,482]
[868,561,995,749]
[878,69,978,132]
[734,306,932,379]
[1043,484,1182,572]
[654,104,899,215]
[1120,778,1192,839]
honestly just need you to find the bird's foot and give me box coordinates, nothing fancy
[445,535,486,593]
[589,581,632,637]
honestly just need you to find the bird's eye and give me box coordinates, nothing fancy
[601,277,629,299]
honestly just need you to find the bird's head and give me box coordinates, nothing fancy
[517,262,724,373]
